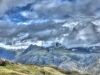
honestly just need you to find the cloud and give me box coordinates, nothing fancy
[0,20,69,46]
[0,0,100,20]
[63,22,100,48]
[30,0,100,20]
[0,0,35,17]
[0,0,100,48]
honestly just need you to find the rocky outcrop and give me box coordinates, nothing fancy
[0,58,12,66]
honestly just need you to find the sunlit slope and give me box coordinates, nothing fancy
[0,58,89,75]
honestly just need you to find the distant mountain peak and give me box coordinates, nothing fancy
[22,44,41,54]
[28,44,34,49]
[27,44,39,50]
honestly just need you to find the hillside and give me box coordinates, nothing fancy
[0,58,89,75]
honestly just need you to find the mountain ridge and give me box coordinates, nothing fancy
[15,44,100,75]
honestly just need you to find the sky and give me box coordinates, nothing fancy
[0,0,100,49]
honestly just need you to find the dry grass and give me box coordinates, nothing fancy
[0,58,90,75]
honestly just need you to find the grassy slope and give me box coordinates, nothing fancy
[0,63,90,75]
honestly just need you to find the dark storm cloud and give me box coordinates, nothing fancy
[0,20,69,45]
[30,0,100,20]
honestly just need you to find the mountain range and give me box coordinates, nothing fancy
[0,47,16,60]
[1,43,100,75]
[14,43,100,75]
